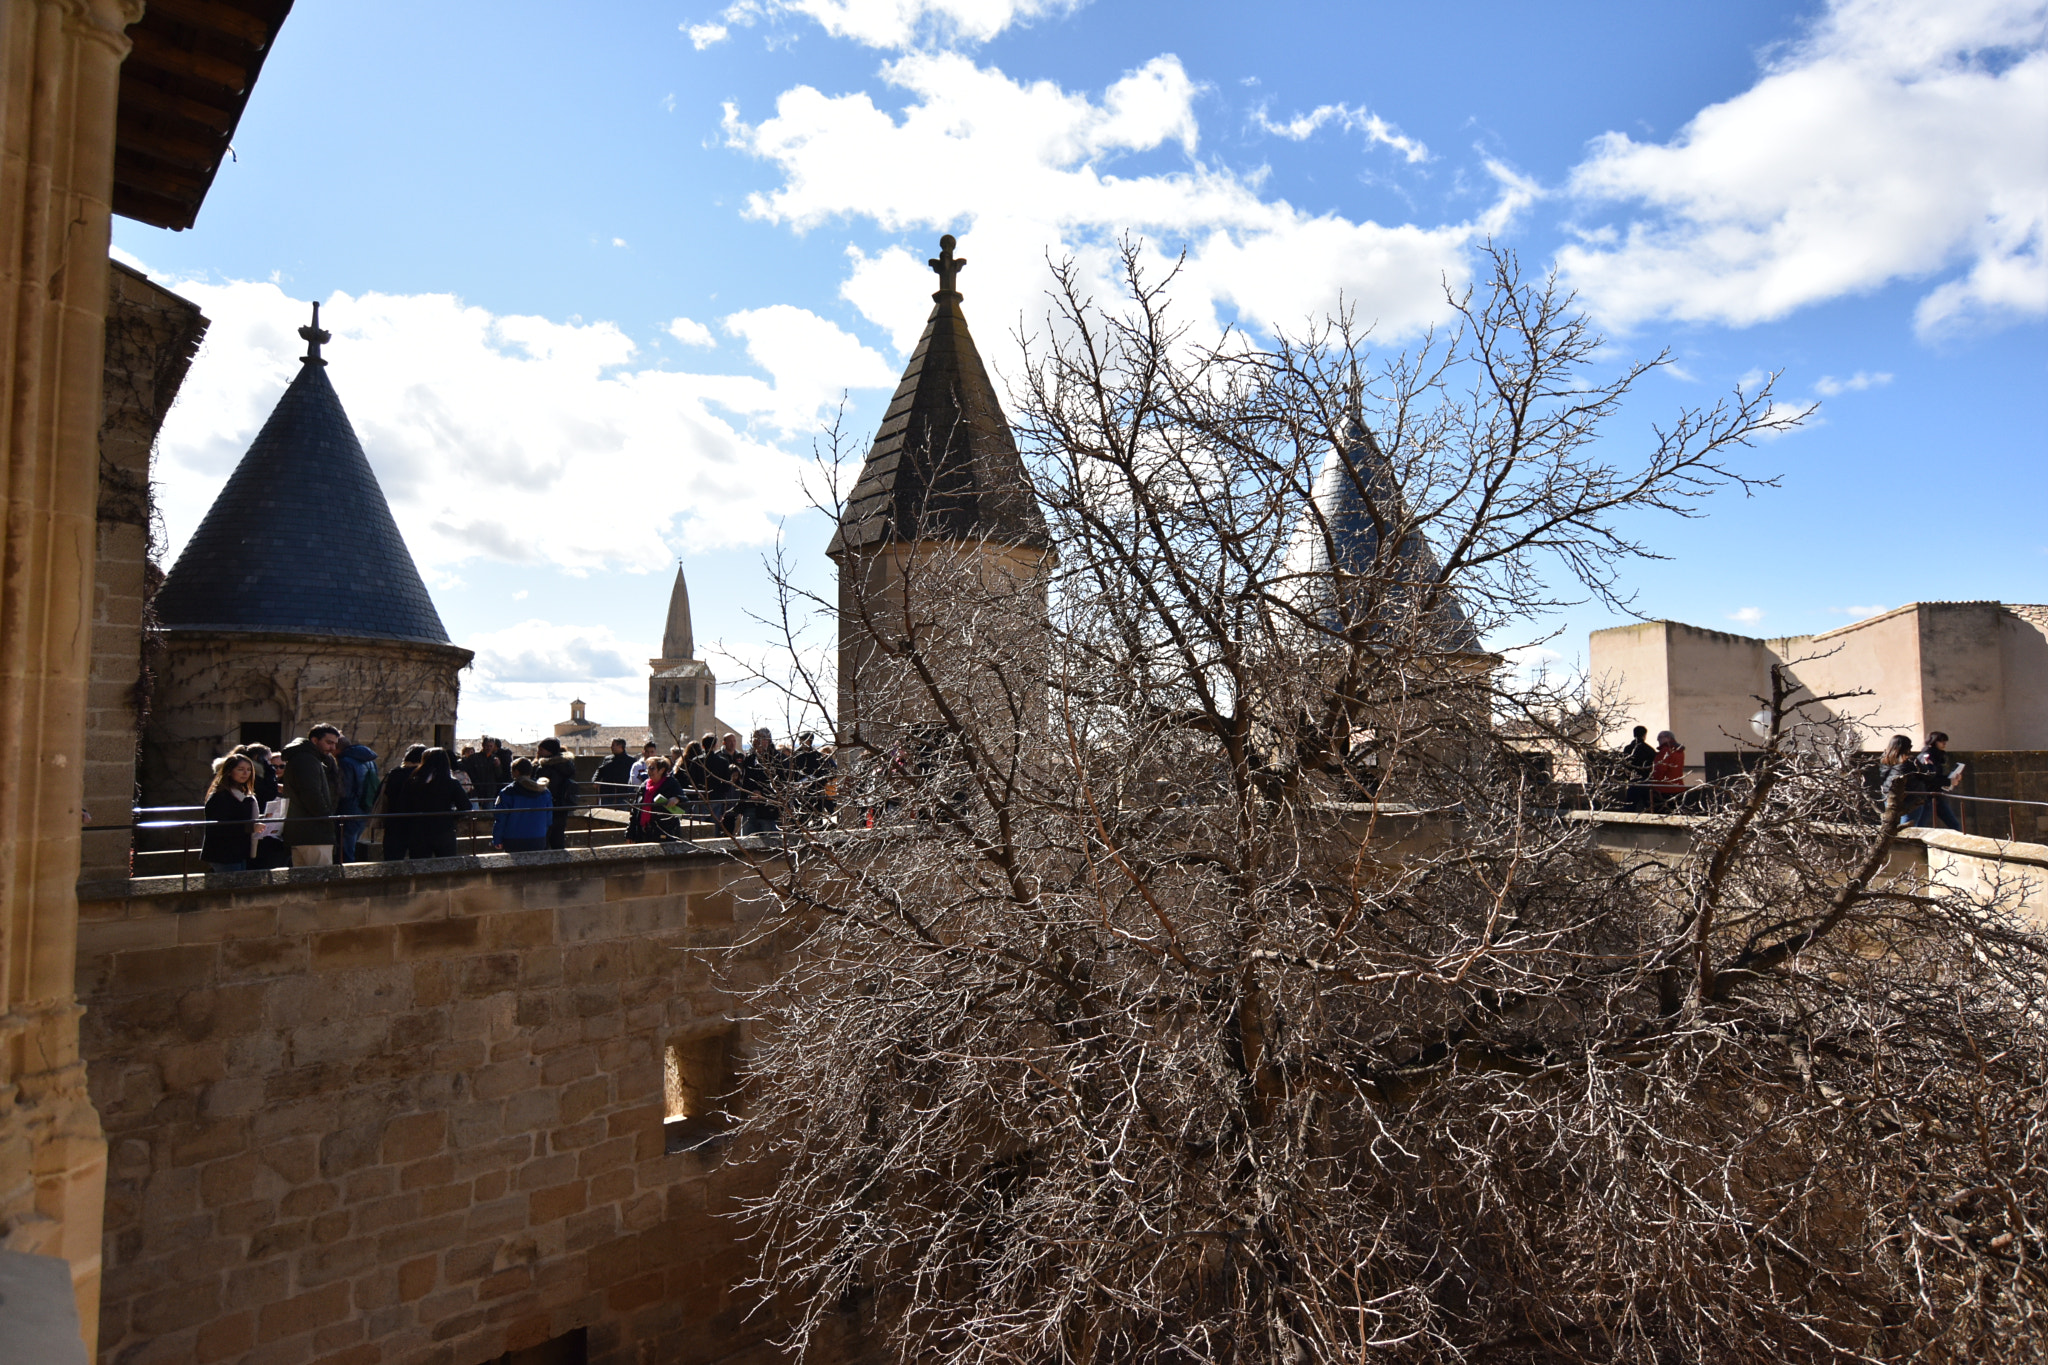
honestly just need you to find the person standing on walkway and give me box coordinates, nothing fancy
[399,748,474,859]
[280,724,342,866]
[336,735,380,862]
[202,754,260,873]
[462,739,506,804]
[742,728,785,836]
[633,756,688,842]
[491,758,554,853]
[704,732,743,835]
[1915,731,1964,830]
[1649,730,1687,814]
[534,736,580,850]
[629,740,658,789]
[1877,735,1921,822]
[594,738,634,807]
[378,744,427,860]
[1618,725,1657,812]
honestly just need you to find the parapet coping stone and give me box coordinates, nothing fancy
[1568,809,2048,868]
[78,834,790,905]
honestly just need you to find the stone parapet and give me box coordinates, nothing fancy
[76,841,826,1365]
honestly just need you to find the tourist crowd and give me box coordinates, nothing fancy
[194,725,839,873]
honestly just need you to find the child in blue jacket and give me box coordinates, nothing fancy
[491,759,554,853]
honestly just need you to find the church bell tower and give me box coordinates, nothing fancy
[647,564,715,747]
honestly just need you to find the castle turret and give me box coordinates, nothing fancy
[142,304,472,805]
[827,234,1052,744]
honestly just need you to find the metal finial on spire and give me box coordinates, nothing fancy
[929,234,966,296]
[298,301,331,365]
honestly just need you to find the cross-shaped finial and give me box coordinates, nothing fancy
[299,301,331,365]
[929,234,966,295]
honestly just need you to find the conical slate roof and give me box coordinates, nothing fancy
[154,312,451,645]
[1287,404,1481,654]
[828,236,1049,557]
[659,563,694,660]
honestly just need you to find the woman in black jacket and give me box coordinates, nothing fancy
[202,755,260,873]
[378,744,428,859]
[397,747,473,859]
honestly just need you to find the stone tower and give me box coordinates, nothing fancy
[827,234,1053,744]
[142,305,473,806]
[647,563,716,746]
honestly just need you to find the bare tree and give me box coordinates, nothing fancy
[726,247,2047,1363]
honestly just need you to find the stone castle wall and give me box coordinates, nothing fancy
[141,633,471,811]
[77,843,826,1365]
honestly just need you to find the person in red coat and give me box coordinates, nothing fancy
[1649,730,1687,814]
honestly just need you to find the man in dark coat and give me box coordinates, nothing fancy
[280,723,342,866]
[702,733,743,836]
[594,738,635,807]
[1618,725,1657,812]
[534,736,580,850]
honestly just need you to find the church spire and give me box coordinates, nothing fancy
[660,562,694,661]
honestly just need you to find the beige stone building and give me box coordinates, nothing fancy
[1590,601,2048,775]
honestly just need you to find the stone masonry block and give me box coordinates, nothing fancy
[524,876,607,911]
[369,886,451,925]
[383,1111,448,1165]
[112,944,218,994]
[222,936,309,977]
[256,1279,352,1343]
[398,916,481,956]
[175,903,280,945]
[311,925,397,970]
[483,909,553,950]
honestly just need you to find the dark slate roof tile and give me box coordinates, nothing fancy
[153,357,453,645]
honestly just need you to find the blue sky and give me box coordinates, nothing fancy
[116,0,2047,739]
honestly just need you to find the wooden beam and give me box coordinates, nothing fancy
[112,150,211,201]
[113,117,219,173]
[138,0,276,48]
[126,28,252,94]
[111,182,198,232]
[117,73,236,133]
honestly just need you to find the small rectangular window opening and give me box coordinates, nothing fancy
[665,1026,738,1155]
[239,720,283,750]
[490,1326,587,1365]
[434,724,456,751]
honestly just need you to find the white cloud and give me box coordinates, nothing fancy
[707,0,1078,50]
[667,316,717,346]
[1727,607,1767,625]
[511,589,529,601]
[1814,369,1893,394]
[612,237,629,248]
[1560,0,2048,334]
[145,274,893,579]
[726,53,1533,352]
[460,620,656,743]
[686,21,729,48]
[1252,102,1429,162]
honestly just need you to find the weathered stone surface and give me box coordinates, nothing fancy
[79,844,806,1365]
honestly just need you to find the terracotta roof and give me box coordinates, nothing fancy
[154,323,451,645]
[828,236,1049,557]
[114,0,296,231]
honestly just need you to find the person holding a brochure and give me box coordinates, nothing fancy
[1913,731,1964,830]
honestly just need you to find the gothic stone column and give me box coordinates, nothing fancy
[0,0,144,1354]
